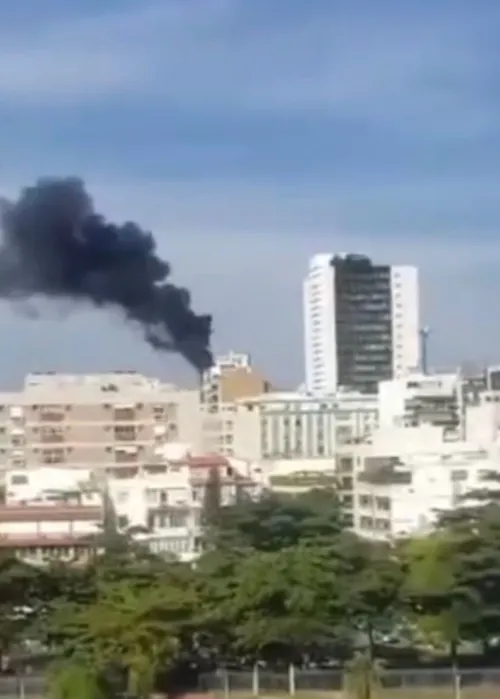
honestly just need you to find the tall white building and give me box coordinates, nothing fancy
[304,253,420,394]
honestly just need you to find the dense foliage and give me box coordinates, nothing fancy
[3,486,500,697]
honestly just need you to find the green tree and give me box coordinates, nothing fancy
[0,556,44,663]
[435,503,500,655]
[47,662,107,699]
[209,488,346,554]
[202,464,222,529]
[402,533,478,677]
[342,538,404,659]
[48,563,198,698]
[220,543,345,662]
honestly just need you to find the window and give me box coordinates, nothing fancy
[191,487,203,502]
[338,456,353,473]
[10,474,28,485]
[113,407,135,421]
[168,512,188,528]
[41,448,65,464]
[375,496,390,511]
[40,409,64,422]
[359,495,372,507]
[40,427,64,444]
[114,449,138,463]
[114,426,136,441]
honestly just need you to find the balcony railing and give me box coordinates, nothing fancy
[358,465,412,486]
[269,472,338,487]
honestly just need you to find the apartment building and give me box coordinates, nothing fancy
[232,390,378,461]
[351,424,500,541]
[0,371,202,477]
[200,352,273,456]
[378,372,462,432]
[378,368,500,445]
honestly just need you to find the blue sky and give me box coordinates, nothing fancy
[0,0,499,387]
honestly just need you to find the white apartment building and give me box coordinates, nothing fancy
[352,423,500,540]
[378,372,462,432]
[0,372,202,477]
[232,390,378,461]
[304,253,419,394]
[379,370,500,444]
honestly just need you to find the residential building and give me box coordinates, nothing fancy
[378,372,462,433]
[303,253,419,394]
[379,368,500,444]
[200,352,273,456]
[0,503,102,565]
[0,371,202,477]
[3,446,261,563]
[351,423,500,540]
[232,390,378,461]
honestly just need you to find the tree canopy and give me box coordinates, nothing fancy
[2,488,500,697]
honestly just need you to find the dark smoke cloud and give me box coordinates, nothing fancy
[0,177,213,371]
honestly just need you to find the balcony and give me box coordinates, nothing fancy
[40,430,65,444]
[358,464,412,486]
[113,408,136,422]
[269,471,337,488]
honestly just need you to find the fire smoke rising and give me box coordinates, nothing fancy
[0,177,213,371]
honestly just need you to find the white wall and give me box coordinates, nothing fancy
[390,266,420,378]
[378,373,459,429]
[108,464,193,528]
[466,393,500,444]
[303,254,337,394]
[5,467,95,504]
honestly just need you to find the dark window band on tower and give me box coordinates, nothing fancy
[331,255,393,394]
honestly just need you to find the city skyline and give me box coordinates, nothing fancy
[0,0,499,386]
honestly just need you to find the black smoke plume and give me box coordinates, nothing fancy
[0,177,213,371]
